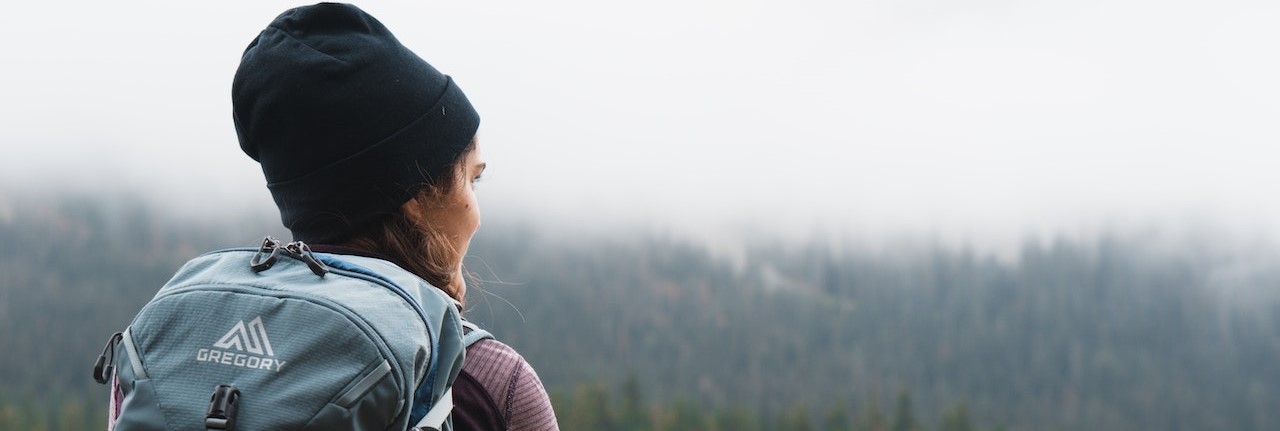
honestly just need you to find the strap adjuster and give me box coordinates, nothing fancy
[206,384,240,431]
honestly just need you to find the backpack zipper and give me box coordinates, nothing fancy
[92,332,123,384]
[91,328,150,384]
[251,237,329,276]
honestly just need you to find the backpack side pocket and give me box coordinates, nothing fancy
[113,328,170,431]
[303,359,401,431]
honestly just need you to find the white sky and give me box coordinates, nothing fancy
[2,0,1278,251]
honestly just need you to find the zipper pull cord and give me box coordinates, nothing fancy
[92,332,123,384]
[250,236,283,273]
[285,241,329,277]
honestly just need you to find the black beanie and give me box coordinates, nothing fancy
[232,3,480,243]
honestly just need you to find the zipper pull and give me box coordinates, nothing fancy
[250,236,283,273]
[93,332,123,384]
[285,241,329,277]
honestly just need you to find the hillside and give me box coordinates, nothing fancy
[1,193,1277,430]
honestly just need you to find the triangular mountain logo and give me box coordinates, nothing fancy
[213,316,275,357]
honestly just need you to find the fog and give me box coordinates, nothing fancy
[2,0,1278,254]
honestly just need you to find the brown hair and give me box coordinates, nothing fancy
[340,139,476,305]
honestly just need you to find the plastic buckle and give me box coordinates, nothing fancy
[205,384,240,431]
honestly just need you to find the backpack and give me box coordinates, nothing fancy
[93,237,468,431]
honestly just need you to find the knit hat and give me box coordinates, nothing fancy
[232,3,480,243]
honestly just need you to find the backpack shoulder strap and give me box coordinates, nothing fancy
[460,320,494,348]
[411,387,454,431]
[408,320,490,431]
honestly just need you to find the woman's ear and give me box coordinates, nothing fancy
[400,194,429,224]
[402,190,453,228]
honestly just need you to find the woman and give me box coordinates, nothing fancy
[110,3,558,430]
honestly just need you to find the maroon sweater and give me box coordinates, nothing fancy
[452,338,559,430]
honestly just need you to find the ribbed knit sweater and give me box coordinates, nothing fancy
[452,338,559,430]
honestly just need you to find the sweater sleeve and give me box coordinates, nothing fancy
[458,339,559,431]
[506,358,557,431]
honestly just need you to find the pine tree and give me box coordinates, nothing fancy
[0,401,16,431]
[856,394,887,431]
[668,398,704,431]
[824,403,854,431]
[779,402,814,431]
[56,398,84,431]
[940,402,974,431]
[618,374,649,430]
[891,390,920,431]
[716,407,761,431]
[564,382,612,430]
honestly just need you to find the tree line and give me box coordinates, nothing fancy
[552,376,994,431]
[2,192,1278,430]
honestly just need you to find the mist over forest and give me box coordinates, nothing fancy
[2,0,1278,428]
[1,191,1278,430]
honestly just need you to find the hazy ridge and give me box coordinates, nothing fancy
[1,192,1278,430]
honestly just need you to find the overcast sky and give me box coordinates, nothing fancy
[2,0,1278,251]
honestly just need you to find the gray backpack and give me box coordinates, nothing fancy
[93,238,467,431]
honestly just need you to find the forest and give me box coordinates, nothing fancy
[1,192,1277,430]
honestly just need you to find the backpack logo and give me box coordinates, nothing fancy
[196,316,287,372]
[213,316,275,356]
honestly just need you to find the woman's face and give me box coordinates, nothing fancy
[422,141,485,292]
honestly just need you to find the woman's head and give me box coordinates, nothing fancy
[231,3,483,300]
[341,138,486,302]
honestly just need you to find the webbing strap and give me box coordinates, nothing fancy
[460,320,494,348]
[412,387,453,431]
[121,328,148,379]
